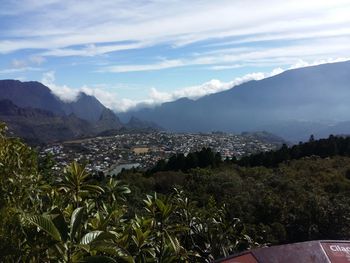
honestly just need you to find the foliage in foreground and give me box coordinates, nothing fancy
[120,153,350,246]
[0,124,254,262]
[4,121,350,262]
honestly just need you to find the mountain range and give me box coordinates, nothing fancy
[120,61,350,141]
[0,79,118,122]
[1,60,350,143]
[0,80,159,143]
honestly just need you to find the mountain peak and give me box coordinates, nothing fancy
[0,79,64,115]
[0,79,119,124]
[0,80,161,143]
[77,91,94,99]
[62,92,106,123]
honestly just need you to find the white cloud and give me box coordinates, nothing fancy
[41,69,271,111]
[29,55,46,65]
[80,85,135,112]
[42,71,80,102]
[41,42,151,57]
[113,57,349,110]
[41,71,136,112]
[3,0,350,114]
[1,0,350,56]
[1,56,47,74]
[288,57,350,69]
[41,57,350,112]
[211,64,243,70]
[102,59,185,73]
[145,69,283,105]
[209,27,350,48]
[100,39,350,73]
[11,59,27,68]
[0,67,42,75]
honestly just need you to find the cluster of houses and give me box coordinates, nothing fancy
[40,131,279,174]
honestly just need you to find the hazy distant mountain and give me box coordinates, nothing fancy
[126,116,163,130]
[94,108,123,133]
[241,131,287,146]
[0,99,93,144]
[316,121,350,138]
[121,61,350,141]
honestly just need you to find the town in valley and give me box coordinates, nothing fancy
[39,131,283,175]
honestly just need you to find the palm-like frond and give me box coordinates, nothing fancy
[59,161,104,205]
[50,207,69,242]
[81,184,104,195]
[70,207,84,239]
[24,215,62,242]
[80,230,104,245]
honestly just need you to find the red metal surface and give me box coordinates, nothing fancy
[251,241,330,263]
[217,241,350,263]
[321,242,350,262]
[220,253,258,263]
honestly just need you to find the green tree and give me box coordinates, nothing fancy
[59,161,104,207]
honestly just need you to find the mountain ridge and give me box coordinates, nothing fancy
[0,79,120,124]
[121,61,350,141]
[0,99,93,144]
[0,80,162,143]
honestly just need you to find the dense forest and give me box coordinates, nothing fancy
[2,122,350,262]
[120,134,350,247]
[237,134,350,167]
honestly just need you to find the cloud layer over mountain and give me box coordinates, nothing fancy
[1,0,350,108]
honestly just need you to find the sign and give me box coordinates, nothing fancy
[321,242,350,263]
[221,253,258,263]
[217,241,350,263]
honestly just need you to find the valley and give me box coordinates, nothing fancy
[40,131,281,175]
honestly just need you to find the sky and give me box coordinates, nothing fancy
[1,0,350,112]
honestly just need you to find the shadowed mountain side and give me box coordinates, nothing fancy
[94,108,123,133]
[0,80,123,127]
[0,100,93,144]
[0,79,165,143]
[126,116,163,130]
[0,80,65,115]
[63,92,107,123]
